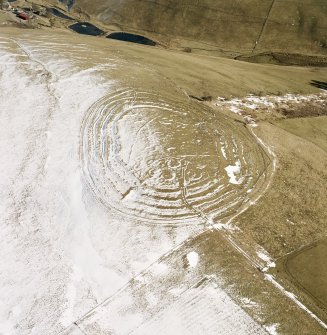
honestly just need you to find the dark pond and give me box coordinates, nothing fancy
[48,8,73,20]
[69,22,104,36]
[107,32,156,46]
[311,80,327,91]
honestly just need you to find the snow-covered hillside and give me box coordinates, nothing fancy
[0,34,201,334]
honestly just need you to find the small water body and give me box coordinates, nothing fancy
[69,22,104,36]
[107,32,156,46]
[48,8,73,20]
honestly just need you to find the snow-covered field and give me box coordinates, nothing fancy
[130,280,267,335]
[0,35,203,334]
[0,33,271,334]
[74,278,268,335]
[1,31,325,335]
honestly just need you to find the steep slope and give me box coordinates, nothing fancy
[74,0,327,56]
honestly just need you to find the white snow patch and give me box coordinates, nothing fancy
[241,297,258,308]
[0,302,21,335]
[264,323,279,335]
[221,146,227,159]
[225,160,243,185]
[286,219,295,225]
[257,251,271,263]
[257,250,276,270]
[229,105,241,114]
[150,262,169,276]
[187,251,199,268]
[168,286,187,297]
[212,222,236,231]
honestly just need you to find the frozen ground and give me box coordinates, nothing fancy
[90,279,268,335]
[1,30,326,335]
[130,280,267,335]
[0,35,202,334]
[0,33,271,334]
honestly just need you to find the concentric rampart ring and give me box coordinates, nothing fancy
[81,89,268,225]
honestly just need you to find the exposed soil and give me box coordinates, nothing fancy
[278,101,327,118]
[236,52,327,67]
